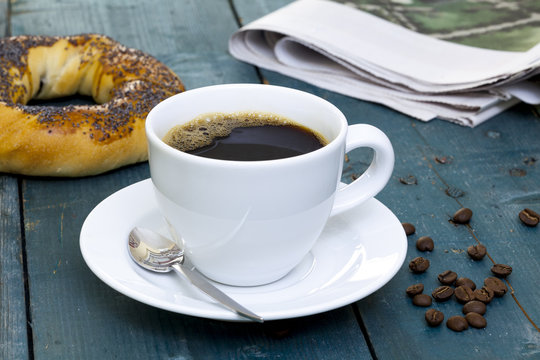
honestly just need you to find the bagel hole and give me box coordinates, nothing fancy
[27,94,97,107]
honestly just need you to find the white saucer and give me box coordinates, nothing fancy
[80,179,407,321]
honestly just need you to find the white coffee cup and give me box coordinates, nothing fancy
[146,84,394,286]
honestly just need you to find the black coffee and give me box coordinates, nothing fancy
[163,111,327,161]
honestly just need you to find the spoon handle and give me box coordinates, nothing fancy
[171,263,264,323]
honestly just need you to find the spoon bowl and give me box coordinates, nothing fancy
[128,227,263,323]
[128,227,183,273]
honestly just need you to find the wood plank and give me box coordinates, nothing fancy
[0,176,29,359]
[14,0,371,358]
[413,105,540,317]
[0,0,8,37]
[354,110,540,359]
[0,1,28,357]
[233,0,540,358]
[9,0,259,90]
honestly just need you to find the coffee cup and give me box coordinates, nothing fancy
[145,84,394,286]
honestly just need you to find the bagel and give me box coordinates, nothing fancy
[0,34,185,177]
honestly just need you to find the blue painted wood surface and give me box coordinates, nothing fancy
[1,0,539,359]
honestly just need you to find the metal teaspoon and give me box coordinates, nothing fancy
[128,227,264,323]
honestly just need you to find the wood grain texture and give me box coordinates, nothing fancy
[10,0,540,358]
[14,0,372,359]
[0,1,7,36]
[1,3,29,359]
[0,176,29,359]
[233,1,540,359]
[355,109,540,359]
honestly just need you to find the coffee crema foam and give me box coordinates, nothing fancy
[163,111,328,153]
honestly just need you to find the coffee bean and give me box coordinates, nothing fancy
[406,283,424,297]
[473,286,494,304]
[465,312,487,329]
[412,294,432,307]
[491,263,512,278]
[454,285,475,304]
[462,300,486,315]
[432,285,454,302]
[519,208,539,227]
[399,175,417,185]
[455,277,476,290]
[409,257,430,273]
[452,207,473,224]
[467,244,487,260]
[484,277,508,297]
[435,156,452,164]
[416,236,434,252]
[402,222,416,235]
[425,309,444,327]
[437,270,457,285]
[447,316,469,332]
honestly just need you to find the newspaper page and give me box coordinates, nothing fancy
[229,0,540,126]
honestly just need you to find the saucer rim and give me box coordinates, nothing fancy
[80,179,407,321]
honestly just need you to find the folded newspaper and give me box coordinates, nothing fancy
[229,0,540,126]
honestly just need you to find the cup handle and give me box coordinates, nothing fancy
[330,124,394,217]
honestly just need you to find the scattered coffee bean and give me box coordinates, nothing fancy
[416,236,434,252]
[412,294,432,307]
[491,263,512,278]
[447,316,469,332]
[465,312,487,329]
[455,277,476,290]
[437,270,458,285]
[519,208,539,227]
[399,175,417,185]
[467,244,487,261]
[432,286,454,302]
[409,257,430,273]
[462,300,486,315]
[402,222,416,235]
[484,277,508,297]
[425,309,444,327]
[402,206,514,333]
[435,156,452,164]
[454,285,475,304]
[473,286,494,304]
[406,283,424,297]
[452,207,473,224]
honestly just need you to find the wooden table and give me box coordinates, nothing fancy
[2,0,539,359]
